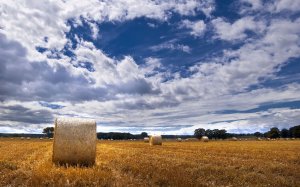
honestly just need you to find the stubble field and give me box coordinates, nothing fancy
[0,139,299,187]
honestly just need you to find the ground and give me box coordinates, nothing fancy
[0,139,299,187]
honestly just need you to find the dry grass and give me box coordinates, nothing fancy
[0,138,299,187]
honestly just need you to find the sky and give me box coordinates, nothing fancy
[0,0,300,135]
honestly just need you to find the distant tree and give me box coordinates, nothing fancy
[268,127,280,139]
[194,128,205,139]
[212,129,219,139]
[205,129,214,139]
[289,125,300,138]
[218,129,227,139]
[43,127,54,138]
[141,132,148,138]
[281,128,289,138]
[254,132,262,137]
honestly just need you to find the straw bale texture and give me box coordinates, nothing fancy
[202,136,209,142]
[144,137,149,143]
[52,118,96,166]
[150,135,162,146]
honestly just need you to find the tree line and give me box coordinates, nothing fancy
[194,125,300,139]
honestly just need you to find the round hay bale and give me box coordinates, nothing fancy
[52,117,97,166]
[177,138,182,142]
[144,137,149,143]
[201,136,209,142]
[231,137,238,141]
[26,137,31,140]
[150,135,162,146]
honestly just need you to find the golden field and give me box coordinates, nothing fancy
[0,139,299,187]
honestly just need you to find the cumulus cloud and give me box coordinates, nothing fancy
[240,0,300,14]
[180,19,206,37]
[212,16,265,41]
[0,0,300,134]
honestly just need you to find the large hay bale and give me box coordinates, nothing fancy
[177,138,182,142]
[52,118,97,166]
[201,136,209,142]
[144,137,150,143]
[150,135,162,146]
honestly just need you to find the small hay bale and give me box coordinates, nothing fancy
[150,135,162,146]
[144,137,150,143]
[20,137,24,140]
[26,137,31,140]
[201,136,209,142]
[52,117,96,166]
[231,137,238,141]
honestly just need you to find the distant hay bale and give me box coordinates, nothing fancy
[257,138,262,141]
[231,137,238,141]
[144,137,150,143]
[186,138,198,141]
[177,138,182,142]
[49,138,53,140]
[39,138,43,140]
[20,137,24,140]
[52,118,97,166]
[150,135,162,146]
[201,136,209,142]
[26,137,31,140]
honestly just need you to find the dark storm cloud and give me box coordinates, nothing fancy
[0,105,53,124]
[0,33,158,103]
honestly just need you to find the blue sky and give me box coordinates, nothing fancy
[0,0,300,135]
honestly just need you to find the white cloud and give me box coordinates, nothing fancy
[180,20,206,37]
[1,0,300,135]
[150,41,191,53]
[212,16,265,41]
[240,0,300,13]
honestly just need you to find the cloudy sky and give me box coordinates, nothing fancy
[0,0,300,135]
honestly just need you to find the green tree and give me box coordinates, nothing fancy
[219,129,227,139]
[289,125,300,138]
[205,129,213,139]
[194,128,205,139]
[43,127,54,138]
[141,132,148,138]
[281,128,289,138]
[268,127,280,139]
[254,132,262,137]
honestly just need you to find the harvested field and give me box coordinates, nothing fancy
[0,139,299,187]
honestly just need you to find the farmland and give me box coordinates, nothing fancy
[0,139,299,187]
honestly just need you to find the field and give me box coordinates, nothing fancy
[0,139,299,187]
